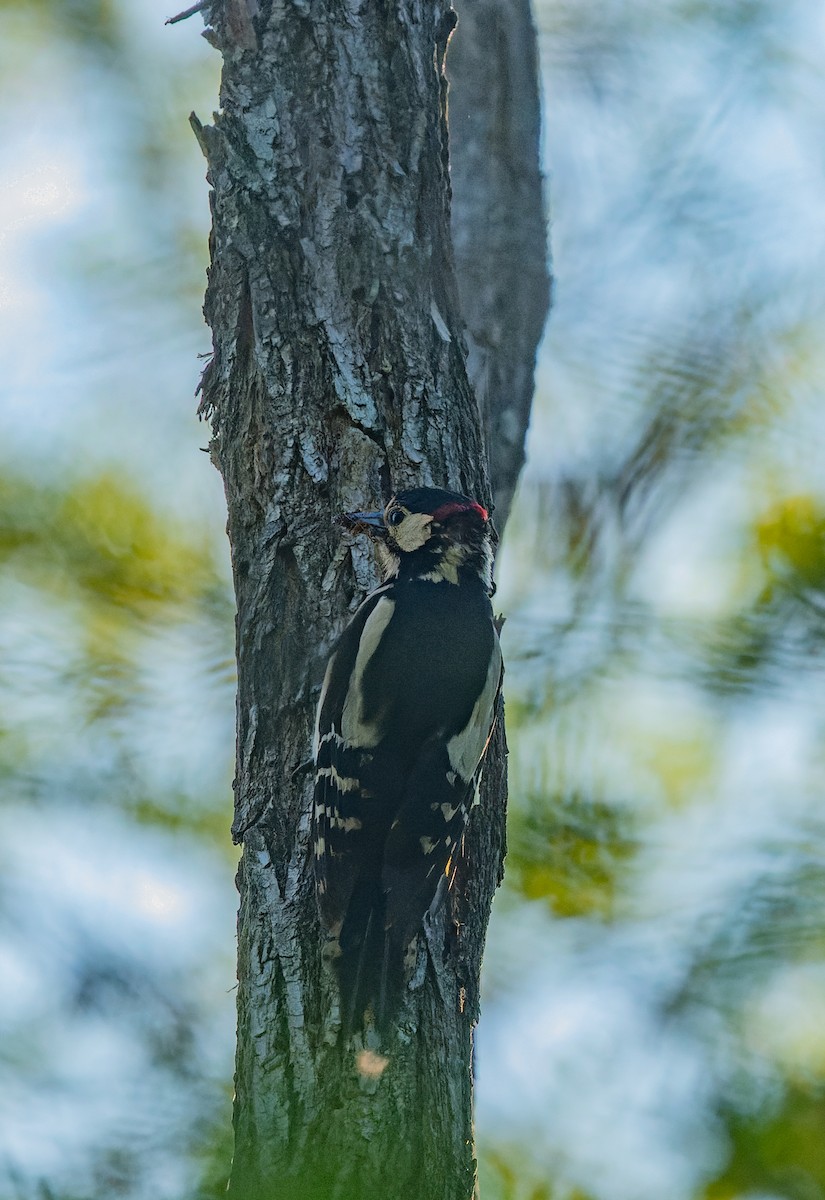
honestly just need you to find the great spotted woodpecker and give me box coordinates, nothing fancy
[313,486,502,1036]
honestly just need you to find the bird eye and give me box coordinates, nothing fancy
[387,510,404,527]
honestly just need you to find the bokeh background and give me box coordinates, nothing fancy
[3,1,825,1197]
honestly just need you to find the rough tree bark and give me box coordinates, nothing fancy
[189,1,548,1197]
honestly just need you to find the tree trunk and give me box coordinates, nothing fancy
[448,0,550,530]
[191,1,548,1197]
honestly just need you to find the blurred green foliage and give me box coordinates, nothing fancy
[758,494,825,596]
[706,1085,825,1199]
[0,0,120,48]
[507,791,636,918]
[0,472,225,612]
[0,468,235,839]
[480,1148,595,1200]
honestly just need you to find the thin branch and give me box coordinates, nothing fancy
[166,1,206,26]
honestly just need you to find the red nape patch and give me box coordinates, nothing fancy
[431,500,488,523]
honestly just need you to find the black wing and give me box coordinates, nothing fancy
[313,586,399,937]
[312,578,501,1034]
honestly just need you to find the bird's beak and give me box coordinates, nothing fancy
[336,509,386,536]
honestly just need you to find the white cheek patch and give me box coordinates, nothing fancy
[393,512,433,553]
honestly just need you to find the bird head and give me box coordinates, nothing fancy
[337,486,495,590]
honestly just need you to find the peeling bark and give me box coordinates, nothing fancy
[190,1,548,1196]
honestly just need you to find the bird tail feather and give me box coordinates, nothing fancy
[336,876,406,1040]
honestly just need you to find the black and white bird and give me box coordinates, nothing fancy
[313,486,502,1037]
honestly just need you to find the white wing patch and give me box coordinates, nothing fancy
[313,652,337,756]
[446,638,502,780]
[341,596,396,748]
